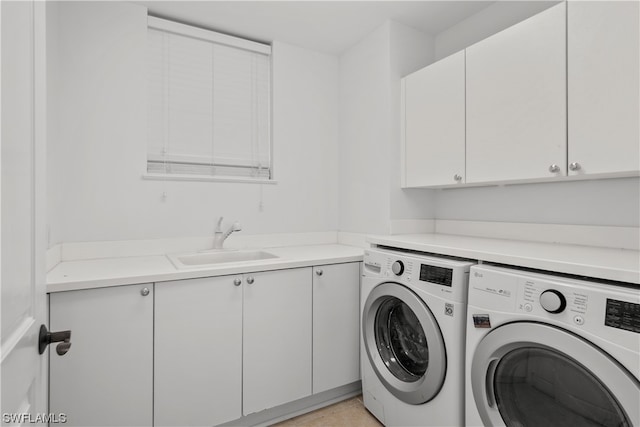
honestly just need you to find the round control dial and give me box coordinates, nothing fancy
[391,260,404,276]
[539,289,567,314]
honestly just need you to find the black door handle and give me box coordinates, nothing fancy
[39,324,72,356]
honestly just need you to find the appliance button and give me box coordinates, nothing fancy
[574,315,585,326]
[524,303,533,312]
[391,260,405,276]
[540,289,567,314]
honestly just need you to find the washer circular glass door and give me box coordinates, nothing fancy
[362,282,446,405]
[471,322,640,427]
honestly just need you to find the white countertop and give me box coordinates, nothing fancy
[48,234,640,292]
[47,244,364,293]
[367,233,640,284]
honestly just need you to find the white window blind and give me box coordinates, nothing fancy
[147,17,272,180]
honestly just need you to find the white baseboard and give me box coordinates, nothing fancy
[435,220,640,250]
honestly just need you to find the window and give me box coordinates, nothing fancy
[146,17,272,181]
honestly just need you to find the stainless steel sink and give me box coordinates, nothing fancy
[167,250,278,269]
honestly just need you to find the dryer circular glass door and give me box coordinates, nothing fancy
[362,282,446,405]
[471,322,640,427]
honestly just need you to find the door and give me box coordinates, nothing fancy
[567,1,640,176]
[1,1,48,423]
[470,322,640,427]
[155,276,242,426]
[403,50,465,187]
[313,263,360,394]
[362,282,446,404]
[49,285,153,426]
[243,268,312,415]
[466,3,566,183]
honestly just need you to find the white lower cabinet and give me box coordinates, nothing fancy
[312,263,361,393]
[155,268,313,422]
[49,284,153,427]
[154,275,243,426]
[49,261,361,426]
[243,268,312,415]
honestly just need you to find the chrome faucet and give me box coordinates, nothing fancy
[214,217,242,249]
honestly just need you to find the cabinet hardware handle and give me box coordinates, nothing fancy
[140,287,150,297]
[246,276,255,284]
[569,162,581,171]
[38,324,72,356]
[233,278,242,286]
[316,269,323,276]
[454,174,462,181]
[548,164,560,173]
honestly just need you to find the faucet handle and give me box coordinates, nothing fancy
[216,217,224,232]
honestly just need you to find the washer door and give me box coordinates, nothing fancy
[471,322,640,427]
[362,282,446,405]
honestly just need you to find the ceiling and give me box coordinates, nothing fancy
[133,1,495,55]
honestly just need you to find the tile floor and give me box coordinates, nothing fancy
[274,395,382,427]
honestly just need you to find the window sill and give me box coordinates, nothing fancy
[142,173,278,185]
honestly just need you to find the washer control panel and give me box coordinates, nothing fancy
[539,289,567,314]
[364,248,475,303]
[518,279,589,324]
[391,260,404,276]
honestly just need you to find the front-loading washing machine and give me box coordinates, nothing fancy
[361,247,475,426]
[466,264,640,427]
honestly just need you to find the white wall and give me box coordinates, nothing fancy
[435,178,640,227]
[435,1,561,60]
[338,23,391,235]
[338,21,435,235]
[47,2,340,244]
[388,22,436,222]
[432,0,640,228]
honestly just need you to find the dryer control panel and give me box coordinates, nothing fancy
[469,264,640,348]
[605,299,640,333]
[517,279,590,326]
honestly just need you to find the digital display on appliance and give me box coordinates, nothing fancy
[419,264,452,287]
[605,299,640,333]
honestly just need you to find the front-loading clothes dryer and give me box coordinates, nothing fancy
[466,264,640,427]
[361,247,475,426]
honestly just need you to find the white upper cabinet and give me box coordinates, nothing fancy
[567,1,640,176]
[465,3,567,183]
[402,51,466,187]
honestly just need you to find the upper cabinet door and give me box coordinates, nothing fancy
[466,3,567,183]
[403,51,466,187]
[568,1,640,176]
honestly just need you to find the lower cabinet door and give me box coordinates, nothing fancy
[49,284,153,426]
[154,275,242,426]
[313,262,361,393]
[243,268,312,415]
